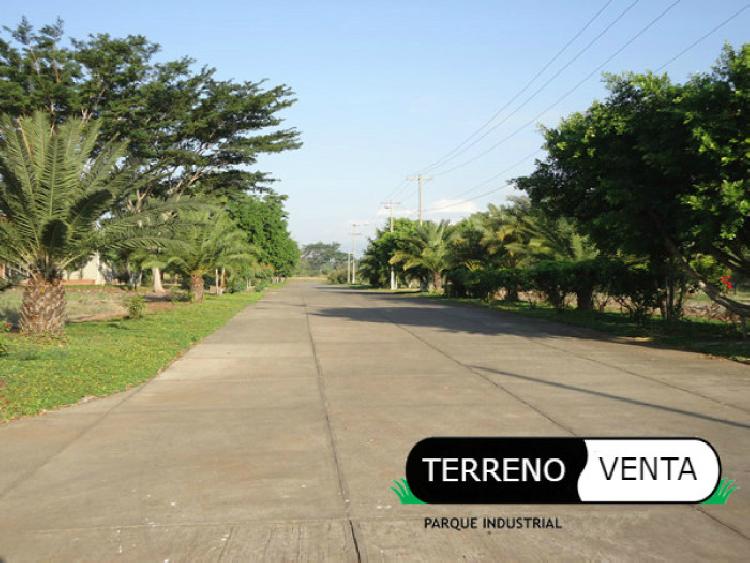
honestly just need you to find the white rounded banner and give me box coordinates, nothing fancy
[578,439,720,502]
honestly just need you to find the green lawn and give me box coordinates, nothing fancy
[420,295,750,365]
[0,290,265,421]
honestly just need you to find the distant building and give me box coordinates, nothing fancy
[1,255,113,285]
[65,253,113,285]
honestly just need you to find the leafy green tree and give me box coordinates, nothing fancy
[299,242,348,276]
[0,112,168,334]
[359,218,417,287]
[676,44,749,310]
[0,18,301,290]
[390,220,453,292]
[516,44,749,321]
[227,191,299,278]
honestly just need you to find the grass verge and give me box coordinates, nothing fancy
[0,290,265,421]
[419,295,750,364]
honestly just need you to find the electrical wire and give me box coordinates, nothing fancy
[655,3,749,71]
[432,0,683,177]
[425,0,638,175]
[416,0,617,175]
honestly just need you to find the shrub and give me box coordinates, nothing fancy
[528,261,573,311]
[125,294,146,319]
[605,262,661,325]
[448,259,664,322]
[327,267,349,284]
[526,259,612,312]
[445,267,530,300]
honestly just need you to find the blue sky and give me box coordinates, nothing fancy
[3,1,748,253]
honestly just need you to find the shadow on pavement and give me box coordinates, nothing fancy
[472,365,750,430]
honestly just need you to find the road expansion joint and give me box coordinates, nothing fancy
[301,288,364,562]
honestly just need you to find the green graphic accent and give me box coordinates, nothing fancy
[702,479,738,505]
[390,478,426,504]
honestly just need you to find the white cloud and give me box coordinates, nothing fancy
[427,199,479,215]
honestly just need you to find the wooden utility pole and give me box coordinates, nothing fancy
[381,201,400,290]
[407,175,432,225]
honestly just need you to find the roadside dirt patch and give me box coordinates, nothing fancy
[146,301,177,313]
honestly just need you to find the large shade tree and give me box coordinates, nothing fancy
[516,44,749,320]
[299,242,348,276]
[0,112,169,334]
[0,18,301,290]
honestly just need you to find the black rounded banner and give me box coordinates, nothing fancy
[406,437,588,504]
[405,437,721,504]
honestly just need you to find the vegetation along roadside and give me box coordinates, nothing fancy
[0,289,269,421]
[419,293,750,365]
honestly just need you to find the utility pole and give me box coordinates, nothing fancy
[381,201,400,290]
[407,175,432,225]
[348,222,365,284]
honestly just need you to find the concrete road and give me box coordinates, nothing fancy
[1,280,749,561]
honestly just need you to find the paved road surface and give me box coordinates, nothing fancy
[1,280,749,561]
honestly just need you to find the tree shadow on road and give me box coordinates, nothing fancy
[470,364,750,430]
[313,288,617,341]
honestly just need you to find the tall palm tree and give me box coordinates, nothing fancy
[478,202,531,268]
[0,112,168,335]
[477,199,597,263]
[512,213,598,262]
[390,220,452,292]
[168,211,256,302]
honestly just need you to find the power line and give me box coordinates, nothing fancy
[425,182,514,214]
[425,0,720,216]
[655,3,749,71]
[430,148,543,204]
[416,0,616,175]
[374,0,738,228]
[432,0,683,178]
[427,0,638,176]
[382,178,409,201]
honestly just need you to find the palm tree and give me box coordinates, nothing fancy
[168,211,256,302]
[513,213,598,263]
[390,220,452,292]
[0,112,167,335]
[478,202,531,268]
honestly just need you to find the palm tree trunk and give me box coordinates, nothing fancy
[152,267,165,293]
[190,273,205,302]
[20,274,66,335]
[432,271,443,293]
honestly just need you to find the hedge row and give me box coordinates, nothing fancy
[446,259,662,322]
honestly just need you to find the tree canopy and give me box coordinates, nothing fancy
[298,242,348,276]
[0,17,301,206]
[515,43,749,317]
